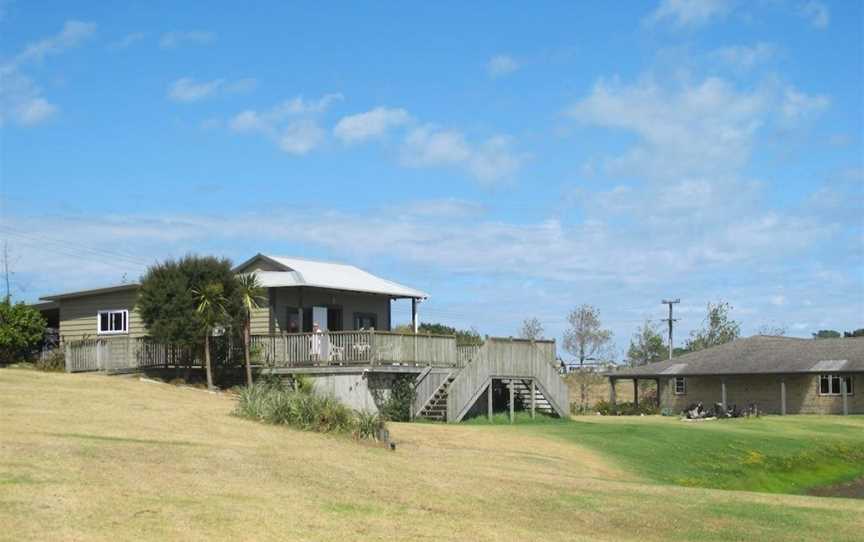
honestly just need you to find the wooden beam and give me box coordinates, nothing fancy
[633,379,639,407]
[780,378,786,416]
[655,378,661,409]
[487,379,493,421]
[530,379,536,419]
[509,380,515,424]
[610,378,617,406]
[841,375,849,416]
[721,378,727,411]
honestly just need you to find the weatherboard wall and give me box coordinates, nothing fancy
[58,289,146,341]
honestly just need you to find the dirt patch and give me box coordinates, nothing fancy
[808,477,864,499]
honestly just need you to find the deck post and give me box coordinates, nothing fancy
[609,378,617,406]
[411,298,419,334]
[530,379,536,419]
[841,375,848,416]
[633,379,639,408]
[780,378,786,416]
[509,380,515,423]
[655,378,661,409]
[721,378,727,412]
[488,380,493,420]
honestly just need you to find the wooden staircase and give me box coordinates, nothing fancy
[416,374,456,422]
[505,378,555,415]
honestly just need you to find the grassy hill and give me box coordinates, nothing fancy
[1,369,862,541]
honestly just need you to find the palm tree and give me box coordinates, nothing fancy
[192,282,227,390]
[236,273,265,386]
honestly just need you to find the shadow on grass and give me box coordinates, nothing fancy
[45,432,197,446]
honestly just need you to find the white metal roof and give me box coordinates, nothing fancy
[239,255,429,299]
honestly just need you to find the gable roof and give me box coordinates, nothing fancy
[40,283,140,301]
[609,336,864,378]
[234,254,429,299]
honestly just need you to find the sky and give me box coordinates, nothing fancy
[1,0,862,359]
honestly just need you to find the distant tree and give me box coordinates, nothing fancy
[563,305,613,367]
[137,255,244,348]
[518,317,544,340]
[236,273,266,386]
[627,320,666,367]
[0,301,46,364]
[394,322,483,346]
[844,329,864,338]
[756,324,786,336]
[813,330,842,339]
[684,301,740,353]
[192,282,228,390]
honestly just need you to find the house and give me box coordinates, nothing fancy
[33,253,571,423]
[38,254,429,342]
[607,336,864,415]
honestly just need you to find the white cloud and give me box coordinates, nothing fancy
[646,0,732,28]
[277,120,325,155]
[487,55,519,77]
[799,1,830,29]
[567,76,829,180]
[224,78,258,94]
[770,295,786,306]
[16,20,96,64]
[108,32,145,50]
[781,86,829,122]
[159,30,215,49]
[228,94,340,154]
[0,20,96,127]
[401,126,525,183]
[333,107,411,143]
[712,43,776,70]
[168,77,224,102]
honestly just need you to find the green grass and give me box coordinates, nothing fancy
[530,415,864,494]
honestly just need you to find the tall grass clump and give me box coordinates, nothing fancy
[235,381,386,441]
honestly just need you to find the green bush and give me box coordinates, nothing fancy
[594,399,659,416]
[35,350,65,372]
[235,382,385,440]
[378,376,416,422]
[0,301,46,364]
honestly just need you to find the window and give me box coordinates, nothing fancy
[98,310,128,335]
[819,374,853,396]
[353,312,377,330]
[673,376,686,395]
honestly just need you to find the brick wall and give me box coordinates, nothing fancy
[656,373,862,415]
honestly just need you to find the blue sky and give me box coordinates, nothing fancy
[1,0,862,358]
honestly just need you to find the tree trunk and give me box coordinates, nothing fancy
[204,333,214,390]
[244,322,253,386]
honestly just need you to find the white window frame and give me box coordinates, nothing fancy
[673,376,687,395]
[819,374,853,396]
[97,309,129,335]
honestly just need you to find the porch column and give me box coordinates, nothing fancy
[609,378,617,406]
[780,378,787,416]
[509,380,515,423]
[841,375,849,416]
[488,380,493,420]
[633,379,639,408]
[721,378,727,411]
[656,378,661,408]
[411,298,419,334]
[530,379,536,419]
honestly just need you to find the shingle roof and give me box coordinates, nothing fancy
[608,336,864,378]
[236,254,429,299]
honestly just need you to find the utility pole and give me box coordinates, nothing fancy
[661,299,680,360]
[2,241,9,303]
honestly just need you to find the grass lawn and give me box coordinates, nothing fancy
[1,369,863,541]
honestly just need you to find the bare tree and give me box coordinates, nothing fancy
[563,305,613,367]
[756,324,786,336]
[518,317,544,340]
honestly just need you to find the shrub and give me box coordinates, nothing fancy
[594,399,659,416]
[0,301,46,365]
[35,350,65,372]
[377,375,416,422]
[235,382,383,440]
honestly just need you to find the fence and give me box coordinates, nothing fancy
[64,337,209,373]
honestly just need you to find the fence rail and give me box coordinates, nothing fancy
[62,331,476,373]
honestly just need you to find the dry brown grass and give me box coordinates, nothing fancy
[1,369,861,541]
